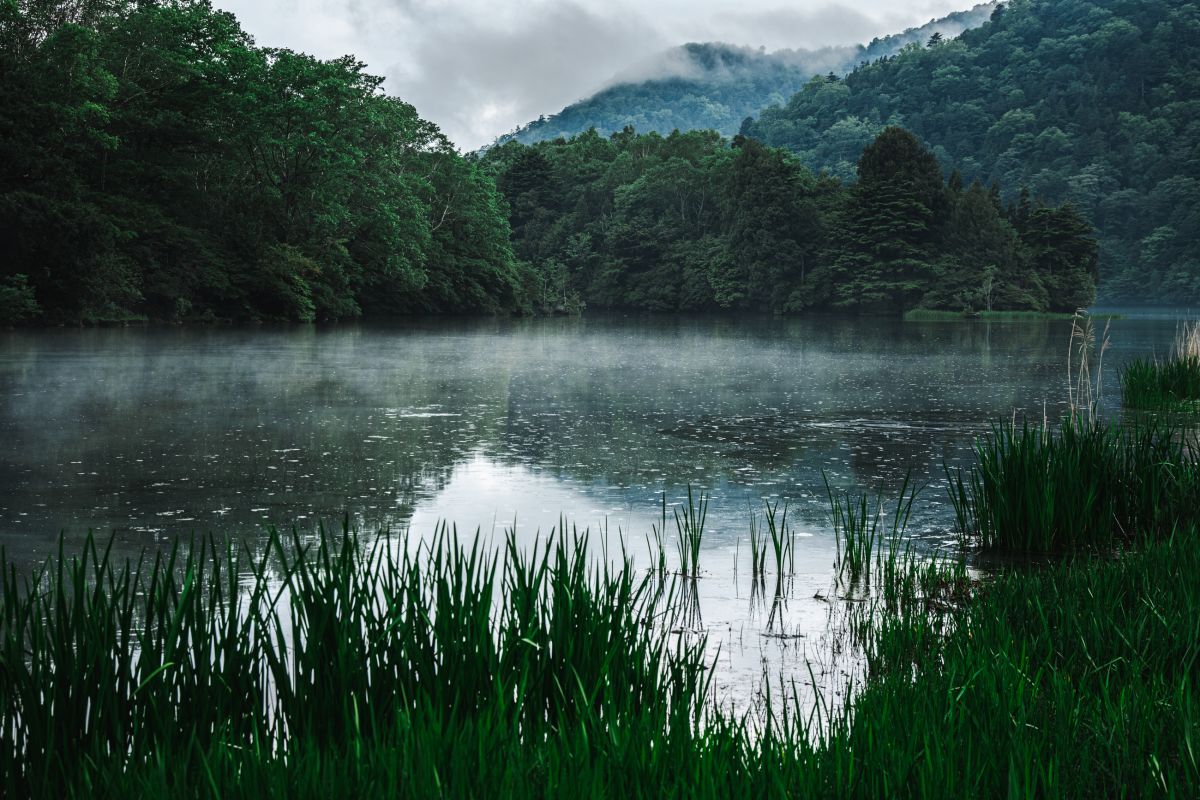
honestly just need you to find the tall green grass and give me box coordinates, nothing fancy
[673,486,707,578]
[825,473,919,584]
[1122,321,1200,411]
[827,531,1200,798]
[3,516,1198,796]
[947,416,1200,552]
[0,525,715,797]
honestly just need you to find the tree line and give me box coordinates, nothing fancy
[0,0,529,324]
[481,126,1096,314]
[0,0,1099,324]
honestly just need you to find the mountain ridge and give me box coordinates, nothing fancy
[494,3,998,146]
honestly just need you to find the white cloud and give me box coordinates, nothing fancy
[214,0,976,149]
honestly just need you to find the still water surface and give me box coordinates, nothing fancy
[0,310,1193,706]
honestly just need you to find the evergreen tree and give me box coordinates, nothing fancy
[829,128,945,311]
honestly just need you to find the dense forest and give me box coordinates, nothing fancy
[742,0,1200,304]
[0,0,1106,323]
[481,127,1096,314]
[499,4,997,146]
[0,0,533,324]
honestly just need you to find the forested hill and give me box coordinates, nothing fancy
[741,0,1200,305]
[0,1,533,324]
[496,3,997,146]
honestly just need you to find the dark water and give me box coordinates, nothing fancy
[1,311,1188,549]
[0,310,1192,706]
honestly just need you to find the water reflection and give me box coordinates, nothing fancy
[0,310,1193,709]
[0,312,1190,548]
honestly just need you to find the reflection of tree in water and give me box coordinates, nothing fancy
[0,327,513,534]
[480,315,1095,541]
[0,314,1141,544]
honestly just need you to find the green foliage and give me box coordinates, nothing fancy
[483,125,1097,313]
[843,532,1200,798]
[3,505,1198,796]
[0,0,525,322]
[947,416,1200,552]
[1122,356,1200,410]
[743,0,1200,305]
[0,274,40,323]
[1122,322,1200,410]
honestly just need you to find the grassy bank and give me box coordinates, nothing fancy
[3,518,1198,797]
[947,416,1200,552]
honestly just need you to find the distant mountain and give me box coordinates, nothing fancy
[741,0,1200,304]
[495,3,998,146]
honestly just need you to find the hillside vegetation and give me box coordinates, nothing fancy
[0,0,531,323]
[498,4,997,146]
[743,0,1200,304]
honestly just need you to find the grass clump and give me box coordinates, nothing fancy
[825,473,918,585]
[1122,322,1200,411]
[832,531,1200,798]
[948,416,1200,553]
[673,486,708,578]
[0,526,718,798]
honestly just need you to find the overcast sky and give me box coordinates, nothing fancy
[214,0,974,150]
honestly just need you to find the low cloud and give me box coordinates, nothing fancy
[390,2,665,147]
[216,0,972,149]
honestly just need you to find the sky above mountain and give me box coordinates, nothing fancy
[215,0,975,150]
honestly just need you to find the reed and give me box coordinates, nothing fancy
[0,524,715,797]
[763,501,795,578]
[1121,322,1200,410]
[647,493,668,577]
[2,510,1197,796]
[673,486,708,578]
[747,513,767,586]
[824,473,918,586]
[948,415,1199,552]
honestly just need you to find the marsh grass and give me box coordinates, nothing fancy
[1122,322,1200,411]
[647,493,668,577]
[947,416,1200,552]
[1,524,722,797]
[673,486,708,578]
[825,473,919,586]
[763,501,795,578]
[3,509,1198,796]
[746,514,767,587]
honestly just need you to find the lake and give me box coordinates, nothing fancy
[0,310,1192,706]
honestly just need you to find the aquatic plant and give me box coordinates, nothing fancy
[2,507,1197,796]
[763,501,794,579]
[0,524,717,797]
[947,416,1200,552]
[673,486,708,578]
[824,473,918,586]
[747,513,767,586]
[1067,309,1111,423]
[1121,321,1200,411]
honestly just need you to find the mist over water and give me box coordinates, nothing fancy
[0,313,1186,552]
[0,311,1190,707]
